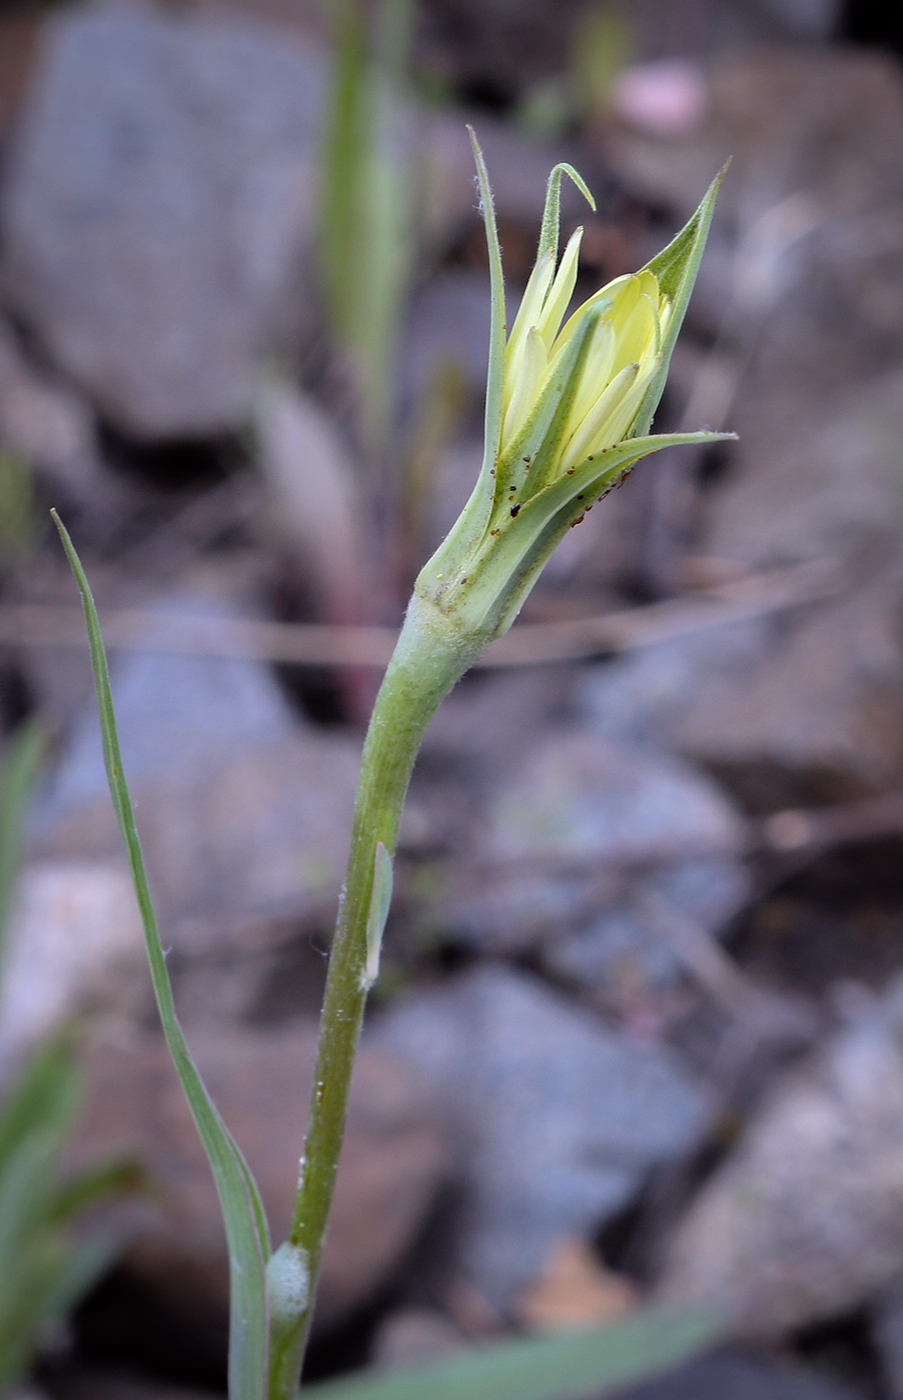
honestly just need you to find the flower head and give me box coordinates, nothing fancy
[501,258,672,484]
[413,135,732,655]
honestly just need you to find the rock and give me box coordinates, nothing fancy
[1,6,327,438]
[615,1349,862,1400]
[71,1019,447,1341]
[419,664,577,779]
[0,320,108,505]
[512,1237,640,1332]
[0,860,145,1072]
[476,728,743,871]
[656,976,903,1334]
[439,730,749,995]
[873,1277,903,1400]
[707,369,903,569]
[375,965,709,1309]
[0,13,41,144]
[371,1307,468,1370]
[544,856,750,997]
[578,566,903,789]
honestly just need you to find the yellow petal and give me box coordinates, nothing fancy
[501,326,548,453]
[536,227,584,351]
[560,361,640,469]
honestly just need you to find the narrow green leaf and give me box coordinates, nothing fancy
[416,129,509,590]
[468,126,507,481]
[0,719,45,966]
[51,511,271,1400]
[47,1154,145,1224]
[633,163,729,436]
[300,1305,725,1400]
[0,1032,79,1170]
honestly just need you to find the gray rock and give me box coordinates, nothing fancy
[1,6,326,437]
[656,976,903,1334]
[375,965,709,1308]
[545,857,750,992]
[707,369,903,569]
[617,1350,861,1400]
[371,1307,467,1370]
[0,319,107,504]
[873,1277,903,1400]
[442,730,748,993]
[578,568,903,788]
[485,731,743,864]
[0,860,145,1072]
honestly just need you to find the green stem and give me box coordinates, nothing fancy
[268,594,472,1399]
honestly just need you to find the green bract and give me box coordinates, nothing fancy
[414,132,732,654]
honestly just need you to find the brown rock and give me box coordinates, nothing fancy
[513,1237,640,1333]
[72,1020,447,1343]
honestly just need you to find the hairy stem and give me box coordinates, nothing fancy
[268,594,471,1398]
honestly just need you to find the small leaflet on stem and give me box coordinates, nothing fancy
[362,841,393,990]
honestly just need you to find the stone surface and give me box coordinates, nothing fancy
[71,1019,447,1339]
[439,729,749,994]
[873,1277,903,1400]
[706,369,903,569]
[578,567,903,789]
[371,1307,468,1370]
[0,320,107,504]
[616,1350,861,1400]
[656,976,903,1334]
[513,1236,639,1332]
[543,856,749,995]
[0,860,144,1072]
[375,964,709,1309]
[1,6,326,437]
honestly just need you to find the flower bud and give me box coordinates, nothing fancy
[411,134,732,656]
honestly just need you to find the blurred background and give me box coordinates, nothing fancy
[2,0,903,1396]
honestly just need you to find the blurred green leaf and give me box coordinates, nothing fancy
[0,720,45,965]
[0,450,35,573]
[0,719,139,1396]
[0,1027,115,1393]
[52,510,271,1400]
[318,0,415,458]
[301,1306,725,1400]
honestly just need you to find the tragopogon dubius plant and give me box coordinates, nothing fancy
[54,135,732,1400]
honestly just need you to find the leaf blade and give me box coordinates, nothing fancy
[633,164,729,436]
[51,511,270,1400]
[300,1305,725,1400]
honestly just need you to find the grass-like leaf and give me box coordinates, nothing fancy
[300,1305,724,1400]
[0,720,45,965]
[52,511,271,1400]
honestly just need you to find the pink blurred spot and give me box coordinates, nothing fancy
[612,60,708,138]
